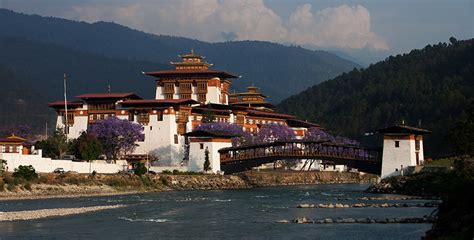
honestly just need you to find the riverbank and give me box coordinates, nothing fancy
[0,170,376,200]
[0,204,127,221]
[366,157,474,239]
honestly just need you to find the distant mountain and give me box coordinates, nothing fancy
[0,8,359,103]
[0,36,167,132]
[0,64,52,132]
[277,38,474,156]
[0,37,163,101]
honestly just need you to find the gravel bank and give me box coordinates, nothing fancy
[0,204,127,221]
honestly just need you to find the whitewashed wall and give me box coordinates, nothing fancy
[188,141,231,173]
[0,153,127,174]
[381,136,417,178]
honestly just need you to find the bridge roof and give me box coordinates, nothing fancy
[218,139,330,152]
[218,139,378,152]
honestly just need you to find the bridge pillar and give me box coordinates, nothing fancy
[376,125,431,178]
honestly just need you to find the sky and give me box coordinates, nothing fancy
[1,0,473,57]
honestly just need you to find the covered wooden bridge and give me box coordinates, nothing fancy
[218,140,382,174]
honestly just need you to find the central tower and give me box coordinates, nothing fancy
[145,50,238,105]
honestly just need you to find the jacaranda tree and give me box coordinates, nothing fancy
[304,127,359,146]
[255,123,296,144]
[303,127,334,142]
[89,117,143,161]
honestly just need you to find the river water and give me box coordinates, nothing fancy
[0,184,433,239]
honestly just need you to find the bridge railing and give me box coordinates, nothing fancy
[218,140,381,163]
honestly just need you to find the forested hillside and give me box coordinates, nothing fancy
[277,38,474,156]
[0,37,163,134]
[0,9,358,102]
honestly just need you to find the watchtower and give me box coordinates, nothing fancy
[376,125,431,178]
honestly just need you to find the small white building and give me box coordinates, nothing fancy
[377,125,431,178]
[185,130,235,174]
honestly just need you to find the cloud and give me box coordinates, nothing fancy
[62,0,388,50]
[287,4,388,50]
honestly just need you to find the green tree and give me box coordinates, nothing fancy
[134,162,147,176]
[449,103,474,155]
[0,159,6,173]
[72,132,103,160]
[34,128,70,159]
[12,165,38,181]
[203,147,211,172]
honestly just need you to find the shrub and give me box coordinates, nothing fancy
[140,175,155,187]
[0,159,7,173]
[3,173,14,185]
[12,165,38,181]
[134,163,147,176]
[0,178,4,191]
[24,182,32,191]
[162,170,172,174]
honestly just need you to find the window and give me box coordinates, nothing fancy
[200,143,204,149]
[137,112,150,125]
[174,134,179,144]
[395,141,400,148]
[157,112,163,121]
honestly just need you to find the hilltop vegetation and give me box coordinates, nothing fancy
[278,38,474,156]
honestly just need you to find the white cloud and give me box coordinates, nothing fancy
[62,0,388,50]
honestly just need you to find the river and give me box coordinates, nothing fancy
[0,184,433,239]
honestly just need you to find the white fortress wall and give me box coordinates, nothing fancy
[1,153,126,174]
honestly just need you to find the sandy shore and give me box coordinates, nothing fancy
[0,183,150,201]
[0,204,127,221]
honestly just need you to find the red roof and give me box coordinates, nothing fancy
[75,93,142,100]
[192,107,231,115]
[0,135,26,143]
[376,125,431,135]
[246,109,295,119]
[48,101,83,108]
[287,119,321,128]
[121,99,198,106]
[144,69,238,79]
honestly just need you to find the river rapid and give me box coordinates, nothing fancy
[0,184,433,239]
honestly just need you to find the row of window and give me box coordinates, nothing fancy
[89,113,115,122]
[246,118,283,125]
[0,145,21,153]
[88,103,115,111]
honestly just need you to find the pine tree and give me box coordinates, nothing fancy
[203,147,211,172]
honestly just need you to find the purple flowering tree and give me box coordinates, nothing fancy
[255,124,296,144]
[304,127,360,146]
[194,122,253,147]
[89,117,143,161]
[303,127,334,142]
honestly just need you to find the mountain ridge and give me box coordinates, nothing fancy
[0,8,359,102]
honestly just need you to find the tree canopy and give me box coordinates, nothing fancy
[89,117,143,160]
